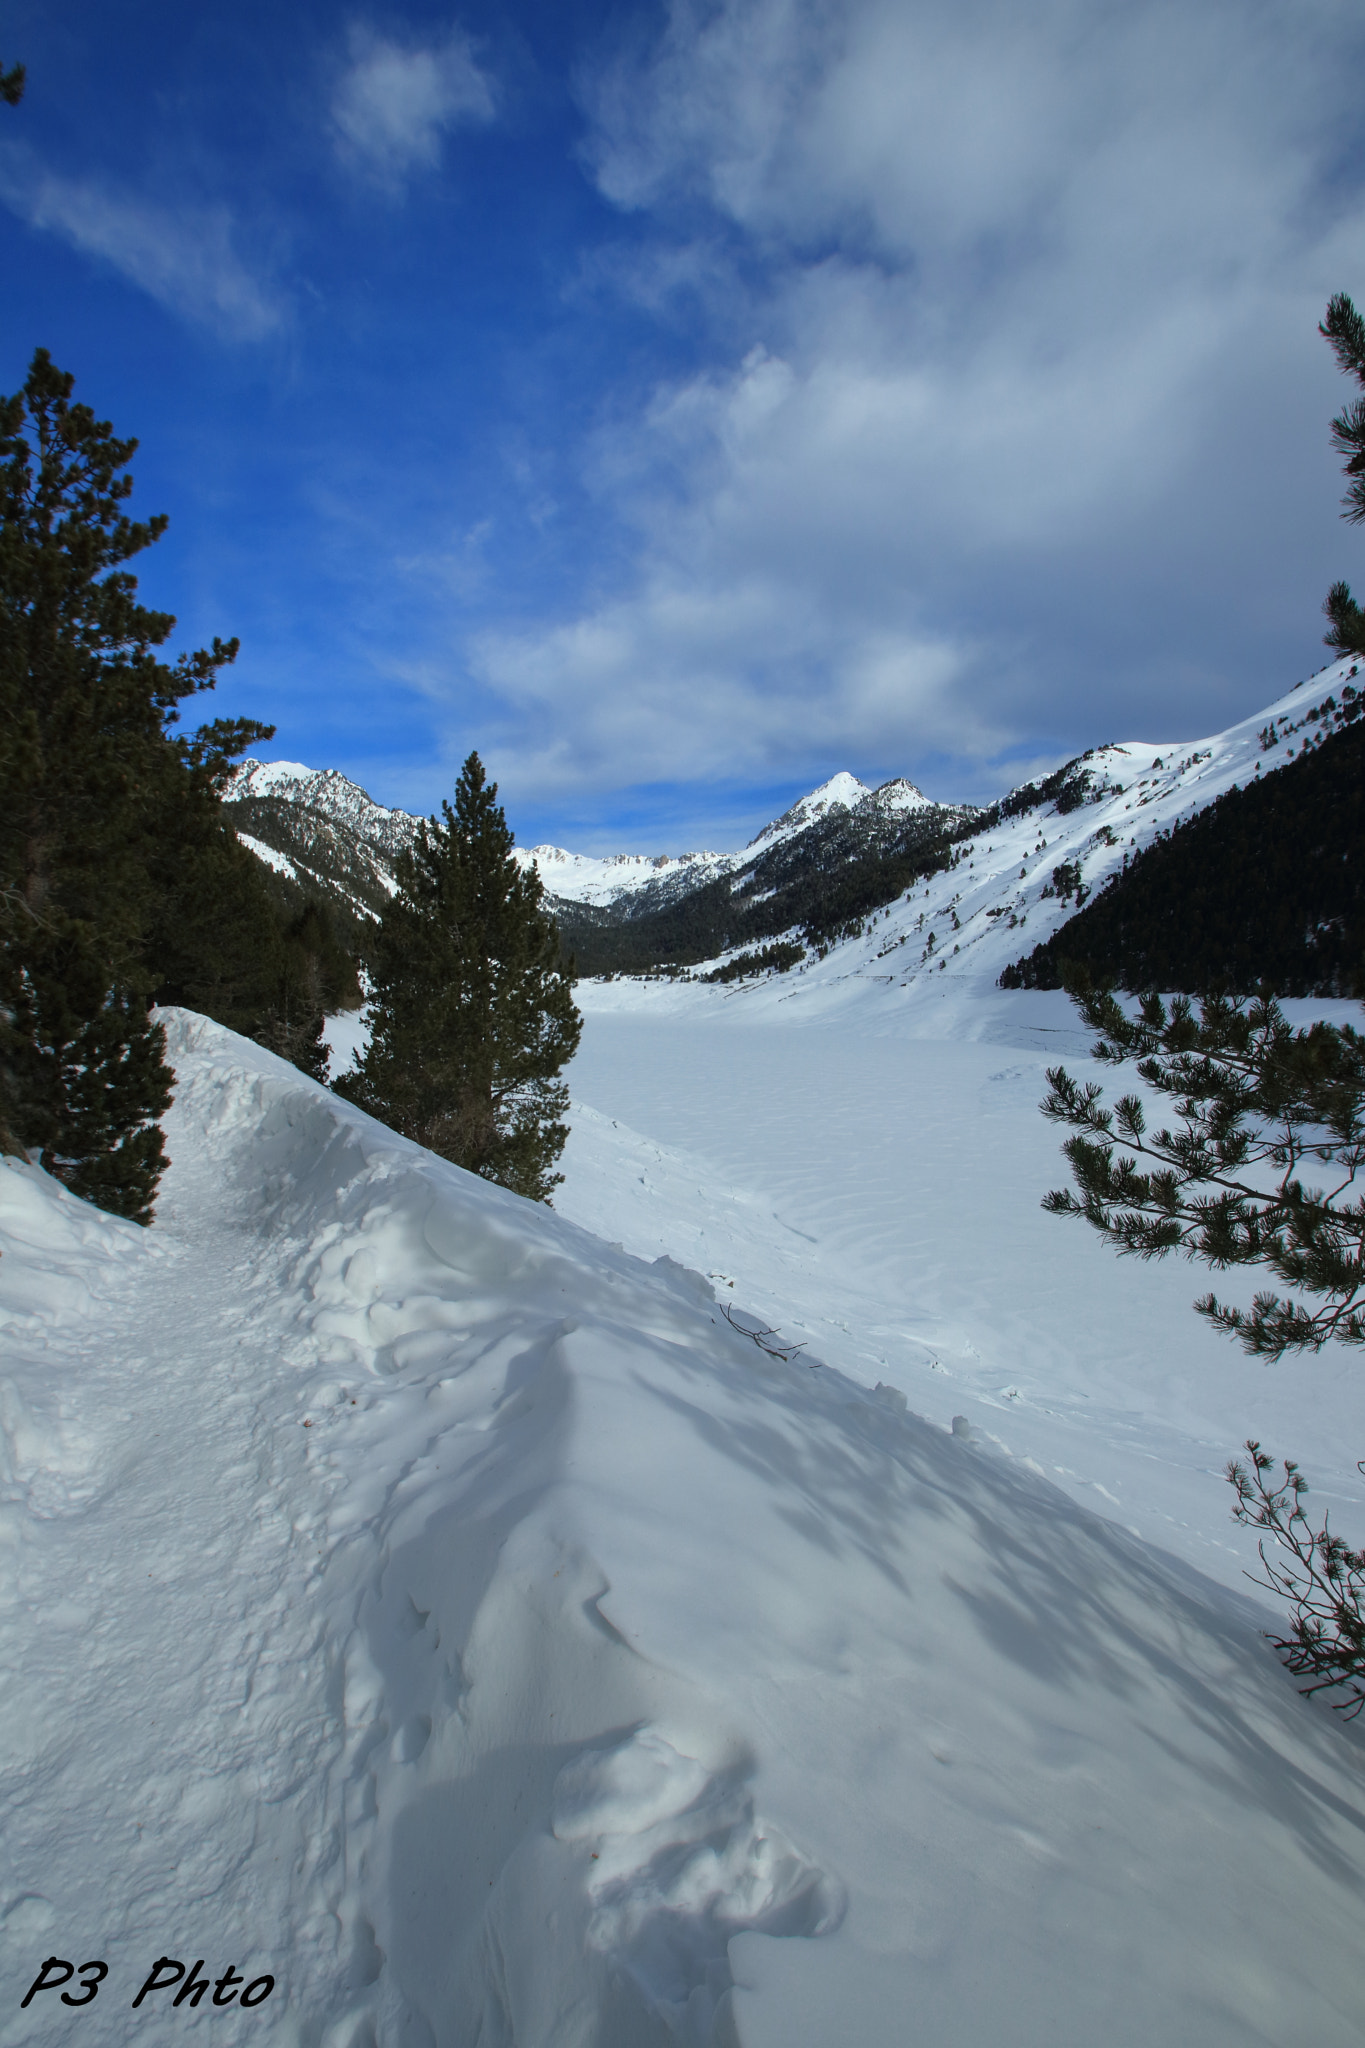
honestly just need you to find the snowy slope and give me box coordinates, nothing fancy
[5,1012,1365,2045]
[234,830,300,882]
[663,655,1362,1006]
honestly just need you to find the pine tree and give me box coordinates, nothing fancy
[1041,979,1365,1710]
[0,349,271,1220]
[336,752,581,1202]
[1320,293,1365,657]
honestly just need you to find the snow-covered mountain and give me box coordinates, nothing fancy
[518,773,928,910]
[224,761,959,920]
[227,759,419,918]
[747,770,935,853]
[225,654,1359,986]
[654,653,1362,1003]
[508,840,728,910]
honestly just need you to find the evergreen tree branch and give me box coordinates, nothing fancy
[1042,983,1365,1356]
[1228,1442,1365,1713]
[1321,293,1365,389]
[1324,581,1365,655]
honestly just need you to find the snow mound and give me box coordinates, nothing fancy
[3,1012,1365,2044]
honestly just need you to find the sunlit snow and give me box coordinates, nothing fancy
[4,970,1365,2042]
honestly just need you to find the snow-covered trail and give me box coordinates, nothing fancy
[0,1016,858,2046]
[0,1049,351,2041]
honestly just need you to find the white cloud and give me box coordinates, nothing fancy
[469,556,983,805]
[0,148,282,340]
[331,22,494,190]
[475,0,1365,806]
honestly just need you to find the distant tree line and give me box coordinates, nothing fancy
[704,940,806,984]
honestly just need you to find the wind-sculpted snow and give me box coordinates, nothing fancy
[4,1011,1365,2043]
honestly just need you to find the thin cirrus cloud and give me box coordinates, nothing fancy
[469,0,1365,812]
[330,23,495,191]
[0,146,283,341]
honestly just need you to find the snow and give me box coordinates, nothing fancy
[743,771,872,850]
[232,759,319,795]
[6,985,1365,2044]
[513,843,728,909]
[7,663,1365,2041]
[234,830,299,881]
[558,985,1365,1592]
[324,1005,371,1078]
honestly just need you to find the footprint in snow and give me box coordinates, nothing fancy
[552,1726,842,2043]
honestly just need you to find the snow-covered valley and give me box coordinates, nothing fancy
[6,973,1365,2045]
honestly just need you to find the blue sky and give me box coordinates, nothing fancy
[5,0,1365,851]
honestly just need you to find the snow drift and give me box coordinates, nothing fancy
[4,1011,1365,2045]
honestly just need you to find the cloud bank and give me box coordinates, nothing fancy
[470,0,1365,811]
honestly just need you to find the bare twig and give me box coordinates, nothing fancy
[720,1300,808,1363]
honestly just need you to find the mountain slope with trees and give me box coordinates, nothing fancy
[554,778,980,974]
[1000,683,1365,996]
[226,758,420,929]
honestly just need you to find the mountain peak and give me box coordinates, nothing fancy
[746,772,869,848]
